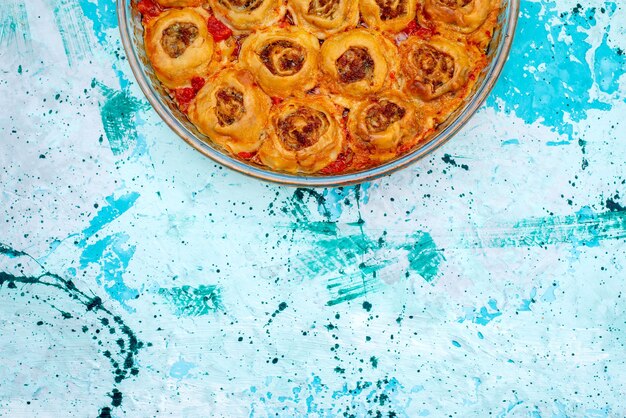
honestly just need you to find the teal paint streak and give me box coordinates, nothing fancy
[290,221,338,236]
[458,206,626,249]
[158,285,223,316]
[456,205,625,325]
[284,184,439,303]
[77,192,140,311]
[321,184,371,221]
[294,203,626,306]
[0,0,32,55]
[96,82,149,156]
[52,0,94,66]
[326,262,388,306]
[79,233,139,312]
[546,141,571,147]
[79,192,140,245]
[77,0,116,47]
[78,0,130,88]
[401,231,445,283]
[487,1,614,138]
[283,185,371,223]
[594,32,626,95]
[284,188,332,221]
[296,234,380,278]
[294,230,443,306]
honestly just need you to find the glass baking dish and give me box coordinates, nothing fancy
[118,0,519,186]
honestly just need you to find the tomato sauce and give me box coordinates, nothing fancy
[207,16,233,42]
[174,77,205,112]
[136,0,162,22]
[403,20,436,38]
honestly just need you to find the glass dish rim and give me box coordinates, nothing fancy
[117,0,520,187]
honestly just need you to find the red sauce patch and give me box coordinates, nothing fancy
[396,143,413,155]
[403,20,435,38]
[319,149,353,174]
[207,16,233,42]
[174,88,195,112]
[278,17,292,28]
[174,77,205,112]
[191,76,205,91]
[403,20,418,35]
[136,0,162,22]
[237,151,256,159]
[271,96,283,105]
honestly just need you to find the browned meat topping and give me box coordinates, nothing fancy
[277,106,329,150]
[161,22,199,58]
[215,87,245,126]
[259,40,306,76]
[375,0,408,20]
[364,100,406,133]
[335,46,375,84]
[413,44,455,93]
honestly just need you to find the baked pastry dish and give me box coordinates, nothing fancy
[137,0,499,174]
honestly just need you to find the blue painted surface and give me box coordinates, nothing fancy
[0,0,625,416]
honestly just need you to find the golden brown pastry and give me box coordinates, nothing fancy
[155,0,203,7]
[239,27,320,97]
[421,0,494,34]
[348,89,422,161]
[287,0,359,39]
[465,6,499,49]
[399,36,470,101]
[210,0,285,32]
[258,96,345,173]
[188,67,272,154]
[136,0,500,174]
[359,0,418,33]
[320,29,397,99]
[144,8,215,88]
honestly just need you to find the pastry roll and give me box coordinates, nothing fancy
[144,8,215,88]
[239,27,320,97]
[210,0,285,32]
[360,0,418,33]
[155,0,203,7]
[258,96,344,173]
[287,0,359,39]
[399,36,470,101]
[320,29,397,99]
[348,90,420,158]
[188,67,272,154]
[422,0,493,34]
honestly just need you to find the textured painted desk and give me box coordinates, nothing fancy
[1,0,625,416]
